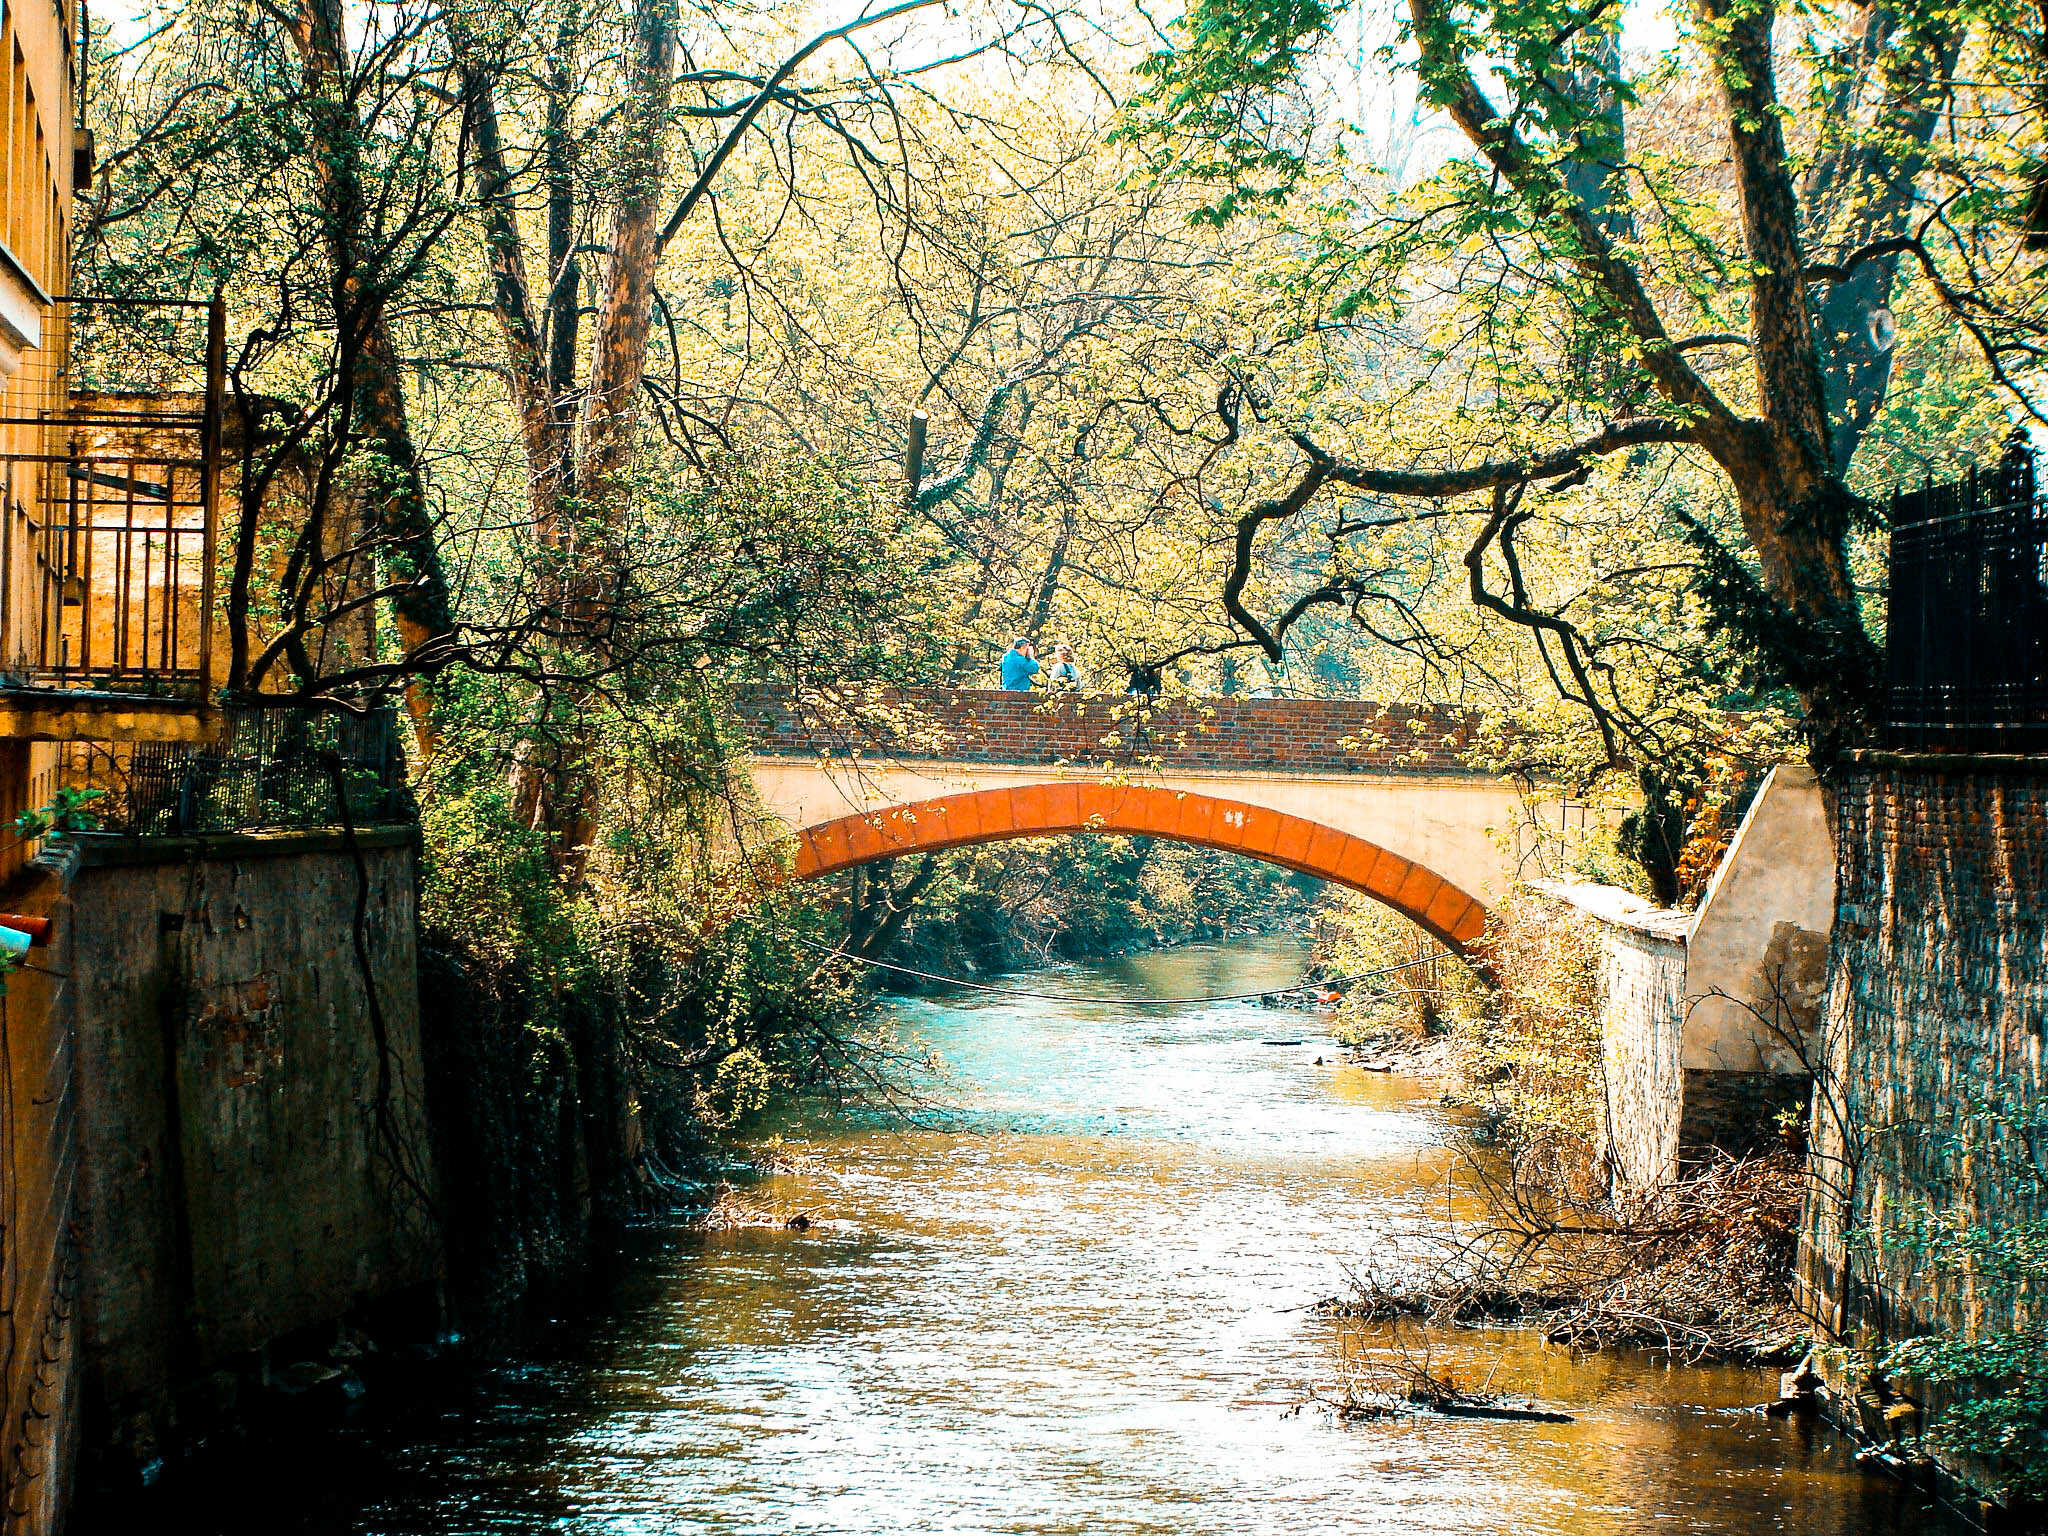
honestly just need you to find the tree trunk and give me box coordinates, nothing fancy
[545,14,583,460]
[497,0,678,868]
[578,0,678,504]
[847,854,943,961]
[1802,8,1961,471]
[1555,20,1630,245]
[448,17,567,531]
[1692,0,1885,755]
[1720,425,1883,761]
[1024,502,1075,641]
[285,0,453,755]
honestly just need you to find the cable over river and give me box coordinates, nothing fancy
[175,939,1965,1535]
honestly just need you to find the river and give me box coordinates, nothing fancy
[141,938,1968,1534]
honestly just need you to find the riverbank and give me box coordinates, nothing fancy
[1304,895,1812,1376]
[78,939,1972,1536]
[1329,1019,1461,1080]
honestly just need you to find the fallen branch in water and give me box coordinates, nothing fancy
[692,1186,820,1232]
[1337,1149,1810,1365]
[1430,1399,1574,1423]
[1312,1279,1578,1325]
[1309,1327,1575,1426]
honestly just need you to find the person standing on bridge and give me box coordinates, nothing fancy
[1000,638,1041,691]
[1046,643,1082,691]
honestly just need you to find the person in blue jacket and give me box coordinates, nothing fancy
[999,638,1041,691]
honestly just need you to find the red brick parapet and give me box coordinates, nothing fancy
[732,685,1486,776]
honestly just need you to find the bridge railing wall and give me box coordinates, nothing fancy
[734,686,1487,774]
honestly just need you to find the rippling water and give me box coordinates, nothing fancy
[141,939,1967,1535]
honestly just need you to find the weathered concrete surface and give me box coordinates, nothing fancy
[1540,765,1837,1190]
[65,829,437,1474]
[1543,887,1690,1192]
[1683,765,1835,1074]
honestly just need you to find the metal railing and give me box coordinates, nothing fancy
[66,705,409,836]
[0,295,224,695]
[1884,433,2048,752]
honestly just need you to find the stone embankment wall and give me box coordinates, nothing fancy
[1545,765,1835,1189]
[1801,757,2048,1362]
[1562,887,1691,1190]
[0,828,438,1523]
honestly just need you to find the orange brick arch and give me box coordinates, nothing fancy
[784,783,1491,956]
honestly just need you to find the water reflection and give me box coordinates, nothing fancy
[157,939,1969,1535]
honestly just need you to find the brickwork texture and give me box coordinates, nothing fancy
[1802,760,2048,1347]
[735,686,1483,774]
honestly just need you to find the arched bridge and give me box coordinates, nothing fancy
[738,686,1564,957]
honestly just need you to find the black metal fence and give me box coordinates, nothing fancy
[83,706,409,836]
[1884,434,2048,752]
[0,295,225,694]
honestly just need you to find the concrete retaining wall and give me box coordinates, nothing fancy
[1580,895,1690,1191]
[1682,766,1835,1077]
[63,829,437,1483]
[1548,764,1836,1190]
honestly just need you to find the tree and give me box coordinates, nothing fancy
[1121,0,2046,768]
[436,0,1140,855]
[276,0,459,748]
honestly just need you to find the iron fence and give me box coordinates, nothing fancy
[77,706,409,836]
[1884,433,2048,752]
[0,295,223,694]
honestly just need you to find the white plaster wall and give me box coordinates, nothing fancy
[1530,767,1836,1186]
[1597,924,1690,1191]
[746,757,1556,906]
[1534,880,1691,1189]
[1681,764,1836,1072]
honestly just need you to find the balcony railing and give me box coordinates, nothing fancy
[0,295,224,696]
[1884,433,2048,752]
[62,704,409,836]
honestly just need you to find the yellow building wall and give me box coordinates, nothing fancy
[0,12,80,1533]
[0,0,72,682]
